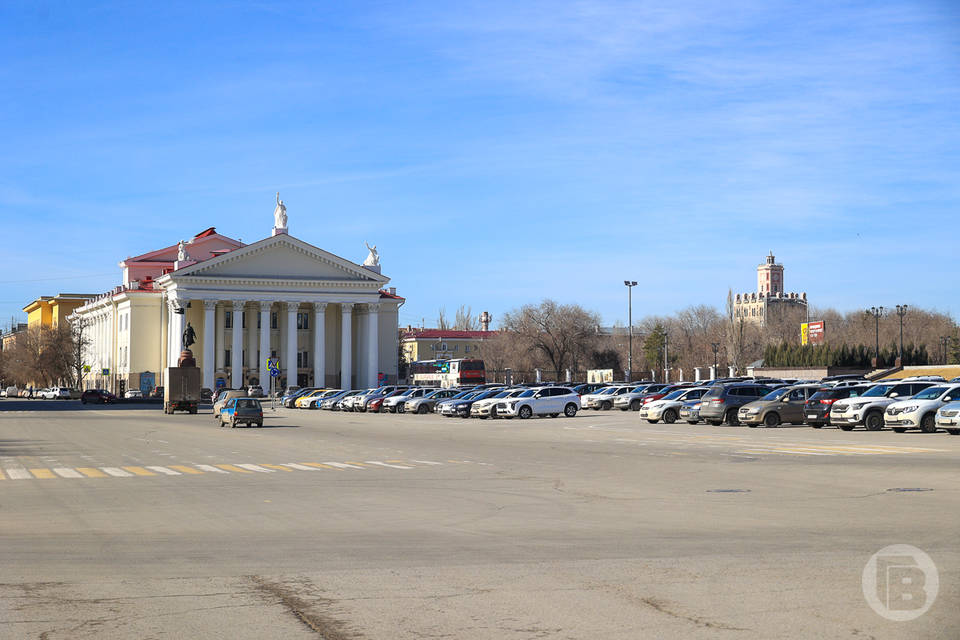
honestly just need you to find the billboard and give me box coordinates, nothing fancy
[587,369,614,384]
[801,321,825,346]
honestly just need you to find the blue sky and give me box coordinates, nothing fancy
[1,1,958,330]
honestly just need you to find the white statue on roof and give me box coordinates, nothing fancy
[363,241,379,267]
[274,192,288,230]
[176,240,192,262]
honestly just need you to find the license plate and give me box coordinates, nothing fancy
[941,419,955,425]
[807,414,817,419]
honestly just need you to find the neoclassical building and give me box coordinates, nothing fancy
[73,207,402,394]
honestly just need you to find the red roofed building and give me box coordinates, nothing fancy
[400,328,497,362]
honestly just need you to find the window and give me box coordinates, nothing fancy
[270,312,278,329]
[788,389,806,401]
[225,311,233,329]
[225,350,231,367]
[453,344,459,352]
[297,312,309,330]
[242,312,246,329]
[297,351,309,368]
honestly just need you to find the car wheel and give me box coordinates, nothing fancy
[686,421,698,425]
[491,407,498,418]
[892,427,907,433]
[663,409,677,424]
[630,400,641,411]
[230,418,237,428]
[549,413,559,418]
[646,419,659,424]
[397,405,405,414]
[947,429,960,435]
[763,412,780,428]
[417,405,428,414]
[864,412,883,431]
[601,401,612,411]
[563,403,577,418]
[708,420,723,426]
[920,414,937,433]
[81,399,87,404]
[518,405,533,419]
[810,424,823,429]
[724,410,740,426]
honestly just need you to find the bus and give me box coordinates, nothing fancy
[409,359,486,388]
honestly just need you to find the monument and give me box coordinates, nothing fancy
[272,192,288,236]
[363,241,380,273]
[167,320,201,414]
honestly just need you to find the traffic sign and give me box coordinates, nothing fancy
[270,369,280,378]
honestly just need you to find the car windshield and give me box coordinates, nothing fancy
[518,390,536,398]
[761,388,790,401]
[662,389,686,400]
[451,390,473,399]
[914,386,948,400]
[492,390,514,398]
[596,387,616,395]
[861,384,892,397]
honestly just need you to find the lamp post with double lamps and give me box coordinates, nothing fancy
[867,306,884,366]
[624,280,637,382]
[895,305,908,362]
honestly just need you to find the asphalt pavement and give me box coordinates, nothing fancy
[1,398,957,639]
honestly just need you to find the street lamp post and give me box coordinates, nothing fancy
[711,342,720,375]
[941,336,950,365]
[624,280,637,382]
[895,305,908,362]
[867,306,884,366]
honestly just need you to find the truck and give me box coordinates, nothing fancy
[164,366,201,414]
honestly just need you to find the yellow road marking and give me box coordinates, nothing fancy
[344,461,371,466]
[76,467,107,478]
[122,466,156,476]
[385,460,406,463]
[260,463,293,472]
[169,465,204,474]
[302,463,338,470]
[216,464,252,473]
[29,468,55,479]
[0,469,5,480]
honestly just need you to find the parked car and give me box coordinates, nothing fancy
[356,386,411,412]
[433,390,476,415]
[4,386,17,398]
[470,388,527,418]
[804,384,873,428]
[42,387,73,400]
[81,389,117,404]
[737,384,822,427]
[611,384,660,411]
[935,400,960,434]
[572,382,609,395]
[219,397,264,428]
[383,387,436,413]
[282,387,318,408]
[213,389,248,419]
[698,383,774,426]
[318,389,358,410]
[149,386,164,399]
[124,389,144,399]
[342,389,377,412]
[247,385,265,398]
[440,390,487,417]
[679,398,703,424]
[406,388,461,414]
[829,380,938,431]
[200,388,213,401]
[295,389,329,409]
[639,387,709,424]
[885,384,960,433]
[497,386,580,419]
[582,385,633,410]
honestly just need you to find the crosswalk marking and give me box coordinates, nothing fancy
[215,464,252,473]
[281,463,317,471]
[7,468,31,480]
[302,462,339,469]
[169,465,204,474]
[53,468,83,478]
[30,468,56,479]
[344,461,371,467]
[236,464,272,473]
[259,463,293,472]
[76,467,107,478]
[194,464,228,473]
[365,461,413,469]
[146,466,181,475]
[122,466,156,476]
[411,460,443,465]
[101,467,133,477]
[325,462,364,469]
[0,469,5,479]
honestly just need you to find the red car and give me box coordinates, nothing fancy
[81,389,117,404]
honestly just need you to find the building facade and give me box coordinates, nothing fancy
[732,252,808,326]
[73,212,403,394]
[23,294,97,329]
[400,329,495,362]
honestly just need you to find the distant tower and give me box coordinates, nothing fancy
[757,251,784,295]
[478,311,492,331]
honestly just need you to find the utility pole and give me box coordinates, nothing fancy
[867,306,884,366]
[624,280,637,382]
[941,336,950,365]
[895,305,908,362]
[711,342,720,371]
[663,332,669,383]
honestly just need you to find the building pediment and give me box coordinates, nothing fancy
[170,234,388,284]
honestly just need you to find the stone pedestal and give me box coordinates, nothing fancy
[178,349,197,368]
[272,227,288,236]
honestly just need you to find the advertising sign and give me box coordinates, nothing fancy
[801,321,825,346]
[801,323,809,346]
[587,369,614,384]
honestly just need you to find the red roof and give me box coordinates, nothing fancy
[379,289,405,300]
[403,329,496,340]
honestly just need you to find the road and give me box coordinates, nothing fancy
[1,399,957,639]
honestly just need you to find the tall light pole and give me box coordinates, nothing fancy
[711,342,720,373]
[941,336,950,365]
[624,280,637,382]
[895,305,908,362]
[867,306,884,366]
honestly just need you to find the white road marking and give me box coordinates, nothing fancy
[145,466,180,475]
[323,462,364,469]
[195,464,229,473]
[364,461,413,469]
[101,467,134,477]
[281,463,317,471]
[411,460,443,465]
[5,468,32,480]
[53,468,83,478]
[236,464,273,473]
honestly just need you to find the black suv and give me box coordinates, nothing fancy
[804,384,873,428]
[698,383,774,425]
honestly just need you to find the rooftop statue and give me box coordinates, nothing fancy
[274,192,288,229]
[363,241,379,267]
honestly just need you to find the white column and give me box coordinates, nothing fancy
[215,304,225,371]
[231,300,245,388]
[313,303,326,388]
[259,302,271,390]
[246,304,257,374]
[202,300,216,389]
[171,300,186,365]
[340,303,353,389]
[285,302,299,389]
[366,303,379,388]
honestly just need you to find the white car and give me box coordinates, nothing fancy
[470,388,526,418]
[382,387,435,413]
[124,389,144,399]
[342,389,376,412]
[885,384,960,433]
[613,384,667,411]
[639,387,709,424]
[41,387,73,400]
[582,385,630,410]
[829,380,938,431]
[935,401,960,435]
[496,386,580,419]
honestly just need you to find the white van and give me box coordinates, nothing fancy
[4,386,18,398]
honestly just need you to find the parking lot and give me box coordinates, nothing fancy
[1,399,957,639]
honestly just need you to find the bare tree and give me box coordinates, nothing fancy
[454,305,478,331]
[501,300,600,381]
[68,315,93,387]
[436,307,450,331]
